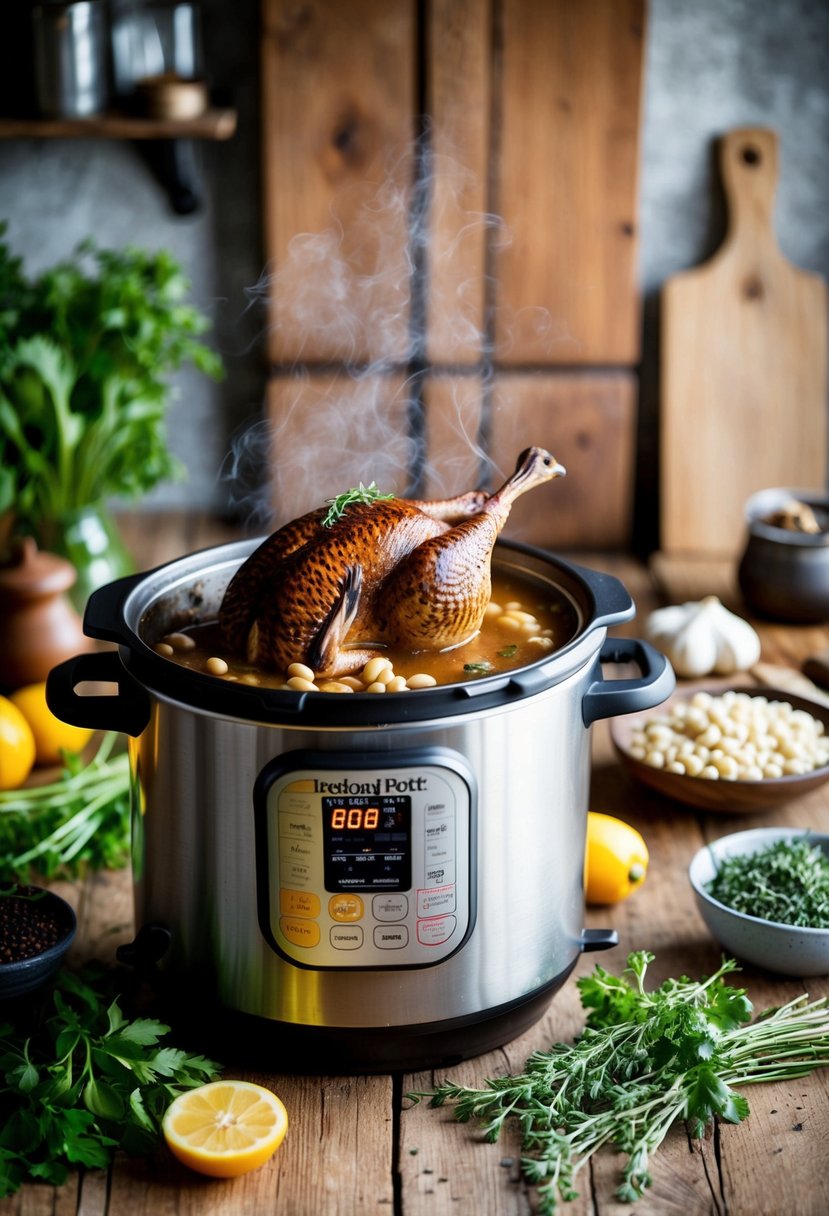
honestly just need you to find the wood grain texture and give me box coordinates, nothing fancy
[661,127,829,558]
[421,375,485,499]
[493,0,646,365]
[266,373,412,523]
[261,0,415,365]
[487,372,637,548]
[425,0,492,365]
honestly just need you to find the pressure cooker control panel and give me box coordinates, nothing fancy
[254,749,476,969]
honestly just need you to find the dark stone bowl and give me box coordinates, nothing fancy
[738,487,829,624]
[0,887,77,1001]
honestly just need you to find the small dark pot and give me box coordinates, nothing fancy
[738,488,829,624]
[0,887,77,1002]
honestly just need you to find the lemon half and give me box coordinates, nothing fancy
[163,1080,288,1178]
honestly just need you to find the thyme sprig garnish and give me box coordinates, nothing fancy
[409,951,829,1212]
[322,482,394,528]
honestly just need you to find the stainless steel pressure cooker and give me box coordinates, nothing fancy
[48,538,674,1071]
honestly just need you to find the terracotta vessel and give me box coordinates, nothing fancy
[0,538,93,691]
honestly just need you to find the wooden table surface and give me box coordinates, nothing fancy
[10,516,829,1216]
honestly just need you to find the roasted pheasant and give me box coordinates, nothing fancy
[219,447,565,677]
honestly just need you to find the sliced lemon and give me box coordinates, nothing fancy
[162,1080,288,1178]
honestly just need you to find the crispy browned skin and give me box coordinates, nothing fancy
[219,449,565,677]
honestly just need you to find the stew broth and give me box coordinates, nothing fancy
[155,570,578,691]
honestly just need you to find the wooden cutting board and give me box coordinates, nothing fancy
[660,127,828,557]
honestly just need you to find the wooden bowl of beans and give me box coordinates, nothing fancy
[610,686,829,812]
[0,884,77,1001]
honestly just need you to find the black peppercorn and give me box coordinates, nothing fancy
[0,886,70,963]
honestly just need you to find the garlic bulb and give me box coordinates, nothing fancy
[644,596,761,678]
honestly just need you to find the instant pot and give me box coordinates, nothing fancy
[48,538,674,1071]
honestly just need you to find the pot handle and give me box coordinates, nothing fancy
[46,651,151,737]
[581,638,675,726]
[82,570,149,643]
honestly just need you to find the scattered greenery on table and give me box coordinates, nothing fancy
[0,965,221,1196]
[410,951,829,1213]
[0,733,131,881]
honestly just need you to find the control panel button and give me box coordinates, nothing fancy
[279,889,321,918]
[328,894,364,922]
[374,925,409,949]
[417,915,457,946]
[417,884,456,917]
[330,926,364,950]
[280,917,321,948]
[372,894,409,922]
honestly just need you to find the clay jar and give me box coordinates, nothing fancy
[737,488,829,624]
[0,538,93,691]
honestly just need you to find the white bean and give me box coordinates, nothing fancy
[164,632,196,651]
[287,662,316,682]
[287,676,318,692]
[631,691,829,783]
[362,657,394,684]
[205,656,229,676]
[407,673,437,689]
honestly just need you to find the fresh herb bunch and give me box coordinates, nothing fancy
[706,836,829,928]
[322,482,395,528]
[0,966,221,1196]
[411,951,829,1213]
[0,732,130,880]
[0,223,223,527]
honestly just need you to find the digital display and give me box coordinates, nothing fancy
[322,795,411,892]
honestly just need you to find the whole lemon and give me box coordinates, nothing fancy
[9,682,93,767]
[585,812,649,905]
[0,695,37,789]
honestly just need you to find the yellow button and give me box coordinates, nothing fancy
[280,917,321,948]
[328,894,364,922]
[280,889,321,918]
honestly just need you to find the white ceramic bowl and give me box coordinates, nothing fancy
[688,828,829,976]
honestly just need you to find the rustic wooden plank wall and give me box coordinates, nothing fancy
[261,0,646,547]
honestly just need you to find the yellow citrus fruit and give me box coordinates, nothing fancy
[162,1080,288,1178]
[0,695,37,789]
[9,681,93,767]
[585,812,649,905]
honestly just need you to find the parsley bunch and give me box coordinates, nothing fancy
[0,967,221,1196]
[413,951,829,1213]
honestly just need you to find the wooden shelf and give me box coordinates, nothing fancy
[0,107,237,141]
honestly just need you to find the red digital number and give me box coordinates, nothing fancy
[331,807,346,829]
[364,807,379,829]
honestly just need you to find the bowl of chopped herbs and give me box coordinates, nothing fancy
[689,828,829,975]
[0,882,76,1000]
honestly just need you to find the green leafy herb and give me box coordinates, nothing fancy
[497,645,518,659]
[0,733,130,881]
[463,661,494,676]
[410,951,829,1213]
[0,229,223,528]
[322,482,395,528]
[706,835,829,928]
[0,966,221,1196]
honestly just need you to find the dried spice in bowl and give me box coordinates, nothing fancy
[0,883,76,999]
[0,884,70,962]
